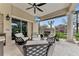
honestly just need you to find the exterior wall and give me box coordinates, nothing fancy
[0,4,12,44]
[0,4,38,44]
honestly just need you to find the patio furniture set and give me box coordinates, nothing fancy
[13,33,56,56]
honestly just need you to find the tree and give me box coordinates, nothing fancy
[48,20,55,28]
[62,19,67,33]
[48,20,56,37]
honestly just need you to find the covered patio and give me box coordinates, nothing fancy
[0,3,79,56]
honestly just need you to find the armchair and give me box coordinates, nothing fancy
[15,33,29,45]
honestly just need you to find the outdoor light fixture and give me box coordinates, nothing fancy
[6,14,10,20]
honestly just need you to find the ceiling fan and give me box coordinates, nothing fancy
[26,3,46,14]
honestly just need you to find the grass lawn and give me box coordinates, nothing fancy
[56,32,67,39]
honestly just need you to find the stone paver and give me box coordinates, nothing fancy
[4,40,23,56]
[4,39,79,56]
[52,41,79,56]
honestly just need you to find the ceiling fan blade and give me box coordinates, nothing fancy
[26,7,33,10]
[37,3,46,6]
[28,3,33,5]
[36,7,43,12]
[34,7,36,14]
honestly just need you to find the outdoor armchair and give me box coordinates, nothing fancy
[15,33,29,45]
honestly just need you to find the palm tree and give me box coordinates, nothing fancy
[48,20,55,37]
[48,20,55,29]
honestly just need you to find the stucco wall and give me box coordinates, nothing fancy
[0,4,12,44]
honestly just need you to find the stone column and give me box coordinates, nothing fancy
[27,22,32,39]
[67,12,74,42]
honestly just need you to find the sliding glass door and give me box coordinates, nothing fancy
[22,21,27,37]
[12,18,27,37]
[12,19,21,33]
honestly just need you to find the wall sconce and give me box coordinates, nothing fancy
[6,14,10,20]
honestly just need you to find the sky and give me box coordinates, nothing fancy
[75,3,79,11]
[40,16,67,26]
[40,3,79,27]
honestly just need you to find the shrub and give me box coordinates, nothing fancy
[75,33,79,41]
[56,32,67,39]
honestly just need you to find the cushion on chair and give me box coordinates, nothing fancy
[32,37,40,40]
[32,34,41,41]
[15,33,24,38]
[15,33,29,41]
[22,37,29,41]
[25,40,48,45]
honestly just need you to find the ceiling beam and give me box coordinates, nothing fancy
[40,15,65,21]
[40,4,75,21]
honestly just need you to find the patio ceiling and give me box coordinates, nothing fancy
[12,3,74,21]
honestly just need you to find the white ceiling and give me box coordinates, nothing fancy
[12,3,69,17]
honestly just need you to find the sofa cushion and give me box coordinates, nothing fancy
[15,33,29,41]
[32,34,41,41]
[25,40,48,45]
[15,33,24,38]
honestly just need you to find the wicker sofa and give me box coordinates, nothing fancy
[23,40,51,56]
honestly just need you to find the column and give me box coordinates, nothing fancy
[27,22,32,38]
[67,12,74,42]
